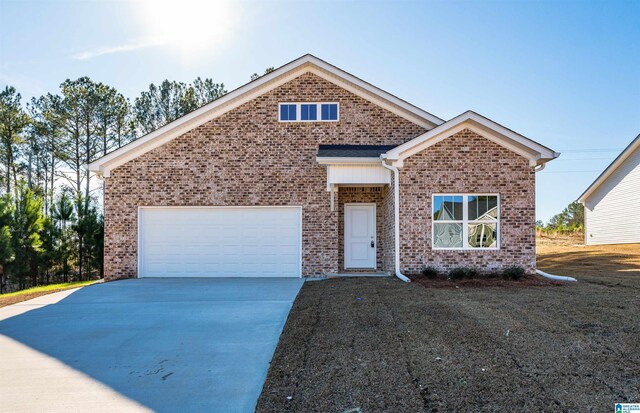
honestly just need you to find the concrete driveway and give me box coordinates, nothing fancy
[0,278,304,413]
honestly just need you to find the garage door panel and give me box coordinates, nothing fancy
[140,207,301,278]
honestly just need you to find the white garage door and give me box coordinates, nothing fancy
[138,207,302,278]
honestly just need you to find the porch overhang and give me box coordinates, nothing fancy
[322,163,391,189]
[317,145,395,211]
[317,145,394,187]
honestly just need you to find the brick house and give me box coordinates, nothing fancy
[88,55,559,281]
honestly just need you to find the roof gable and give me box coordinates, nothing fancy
[578,133,640,203]
[383,111,559,167]
[88,54,443,177]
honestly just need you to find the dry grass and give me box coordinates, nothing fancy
[257,236,640,412]
[0,280,99,308]
[537,233,640,286]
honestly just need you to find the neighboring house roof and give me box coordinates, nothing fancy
[578,133,640,203]
[383,110,559,167]
[87,54,444,177]
[317,144,398,158]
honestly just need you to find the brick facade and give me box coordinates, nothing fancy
[103,73,425,280]
[104,73,537,280]
[398,129,537,274]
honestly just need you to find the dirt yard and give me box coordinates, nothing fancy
[257,238,640,412]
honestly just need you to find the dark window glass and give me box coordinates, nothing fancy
[280,104,296,121]
[301,104,317,121]
[468,195,498,221]
[321,103,338,120]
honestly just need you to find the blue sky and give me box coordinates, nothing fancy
[1,0,638,222]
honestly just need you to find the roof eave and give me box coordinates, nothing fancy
[384,110,559,164]
[577,133,640,203]
[316,157,382,165]
[88,54,444,174]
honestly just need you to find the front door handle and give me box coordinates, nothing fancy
[371,240,375,248]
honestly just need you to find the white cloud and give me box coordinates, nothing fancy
[70,37,166,60]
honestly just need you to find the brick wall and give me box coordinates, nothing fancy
[104,72,426,279]
[398,129,536,274]
[382,177,395,273]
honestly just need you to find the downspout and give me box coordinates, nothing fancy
[381,157,411,283]
[532,160,578,282]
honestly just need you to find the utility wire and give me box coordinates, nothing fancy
[539,170,601,174]
[557,148,623,153]
[554,157,614,161]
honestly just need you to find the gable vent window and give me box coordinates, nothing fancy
[321,103,338,121]
[279,102,339,122]
[280,104,297,121]
[301,104,317,121]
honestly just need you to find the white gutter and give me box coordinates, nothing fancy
[532,163,576,280]
[536,269,577,282]
[381,158,410,282]
[316,157,381,165]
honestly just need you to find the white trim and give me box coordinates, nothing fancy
[578,134,640,203]
[316,157,381,165]
[137,207,143,278]
[384,111,559,166]
[136,205,303,278]
[305,63,443,126]
[344,203,377,269]
[88,54,444,176]
[431,194,500,251]
[278,102,339,122]
[583,205,588,245]
[379,160,410,282]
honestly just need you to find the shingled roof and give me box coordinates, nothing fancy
[317,144,398,158]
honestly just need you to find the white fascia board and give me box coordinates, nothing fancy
[384,110,559,164]
[578,133,640,203]
[88,54,444,175]
[304,57,444,127]
[316,157,381,165]
[88,60,312,175]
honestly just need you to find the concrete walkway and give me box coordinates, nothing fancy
[0,278,303,413]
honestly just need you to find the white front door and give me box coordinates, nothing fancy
[344,203,376,269]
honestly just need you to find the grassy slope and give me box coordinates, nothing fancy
[0,280,98,308]
[537,233,640,286]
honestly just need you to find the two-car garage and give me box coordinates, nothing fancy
[138,207,302,278]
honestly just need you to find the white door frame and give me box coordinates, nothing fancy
[344,203,376,269]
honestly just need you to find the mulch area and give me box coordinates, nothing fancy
[256,271,639,412]
[409,273,562,288]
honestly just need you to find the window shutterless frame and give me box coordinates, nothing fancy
[278,102,340,123]
[431,193,500,250]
